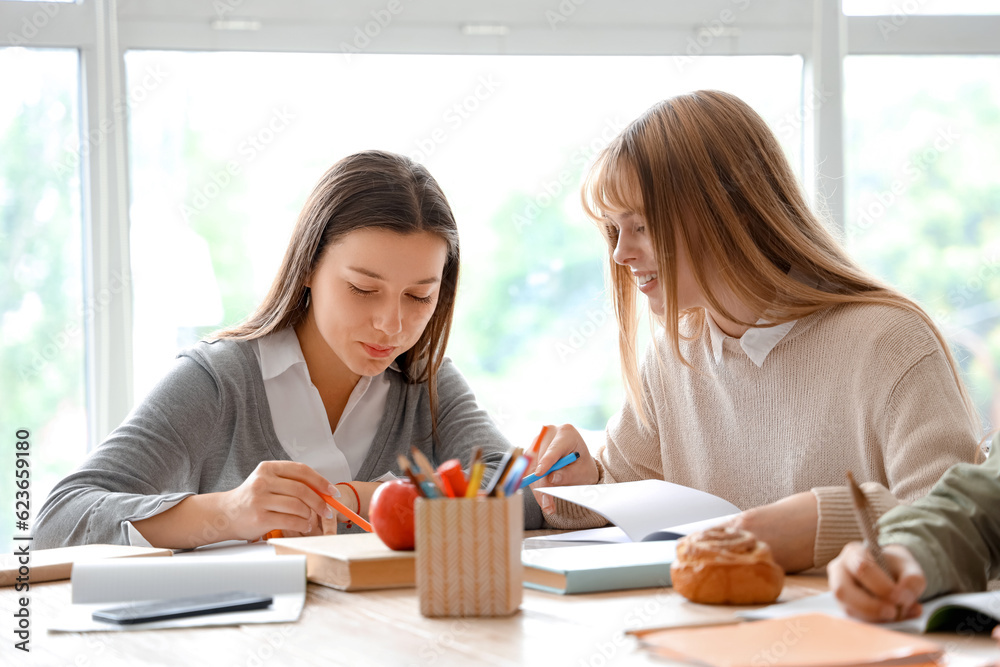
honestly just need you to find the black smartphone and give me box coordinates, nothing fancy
[92,590,273,625]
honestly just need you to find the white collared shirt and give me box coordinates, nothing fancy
[705,315,797,368]
[251,327,390,482]
[126,328,390,547]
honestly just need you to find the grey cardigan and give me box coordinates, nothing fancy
[35,338,542,547]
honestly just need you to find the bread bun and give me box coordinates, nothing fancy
[670,527,784,605]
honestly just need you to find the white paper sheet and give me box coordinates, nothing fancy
[741,590,1000,634]
[523,513,740,549]
[535,479,741,542]
[50,554,306,632]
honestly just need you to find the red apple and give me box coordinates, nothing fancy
[369,480,419,550]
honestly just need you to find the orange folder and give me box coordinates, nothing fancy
[632,613,943,667]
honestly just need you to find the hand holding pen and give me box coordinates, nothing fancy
[827,472,927,623]
[527,424,599,514]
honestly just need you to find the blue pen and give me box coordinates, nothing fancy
[500,456,530,497]
[518,451,581,489]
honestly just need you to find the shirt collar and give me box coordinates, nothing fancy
[706,314,797,368]
[705,266,823,367]
[257,327,306,381]
[257,327,400,380]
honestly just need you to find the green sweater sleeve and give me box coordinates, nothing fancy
[878,439,1000,598]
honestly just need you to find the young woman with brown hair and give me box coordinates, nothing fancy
[530,90,982,572]
[36,150,542,549]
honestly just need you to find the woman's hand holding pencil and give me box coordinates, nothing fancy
[527,424,599,514]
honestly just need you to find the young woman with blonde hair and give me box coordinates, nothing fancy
[531,90,981,572]
[37,150,542,549]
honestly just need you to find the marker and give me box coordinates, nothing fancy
[437,459,468,498]
[518,451,581,489]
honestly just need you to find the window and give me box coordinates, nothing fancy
[4,2,998,511]
[127,51,802,442]
[0,47,82,546]
[844,55,1000,428]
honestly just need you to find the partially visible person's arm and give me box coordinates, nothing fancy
[877,440,1000,598]
[132,461,337,548]
[733,483,897,573]
[828,437,1000,621]
[829,437,1000,621]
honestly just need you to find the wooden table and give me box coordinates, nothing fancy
[3,572,998,667]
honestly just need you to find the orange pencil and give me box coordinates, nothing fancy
[264,483,372,539]
[315,486,372,533]
[523,425,550,470]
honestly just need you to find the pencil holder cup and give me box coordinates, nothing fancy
[415,491,523,617]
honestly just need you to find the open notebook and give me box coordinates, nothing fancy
[530,479,740,546]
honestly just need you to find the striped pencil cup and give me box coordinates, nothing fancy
[415,491,523,617]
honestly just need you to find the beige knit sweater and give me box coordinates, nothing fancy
[544,303,981,568]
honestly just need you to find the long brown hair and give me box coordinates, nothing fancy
[214,150,460,437]
[582,90,978,430]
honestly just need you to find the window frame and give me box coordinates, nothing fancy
[2,0,997,448]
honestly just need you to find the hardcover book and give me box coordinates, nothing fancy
[269,533,415,591]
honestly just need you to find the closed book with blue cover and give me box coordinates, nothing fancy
[521,541,676,595]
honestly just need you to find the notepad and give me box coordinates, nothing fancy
[522,540,676,594]
[535,479,741,543]
[632,613,944,667]
[50,554,306,632]
[743,590,1000,634]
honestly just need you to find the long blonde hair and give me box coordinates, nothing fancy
[582,90,977,429]
[213,150,460,438]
